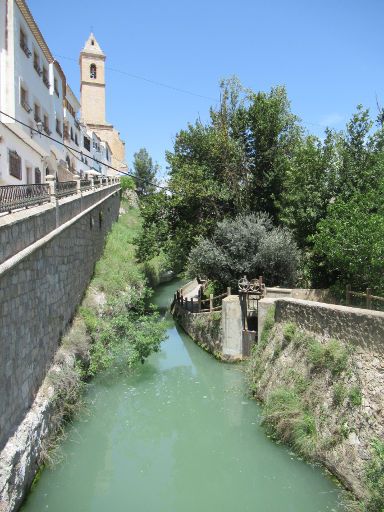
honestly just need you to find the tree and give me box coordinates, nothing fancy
[311,181,384,294]
[187,213,300,290]
[132,148,159,195]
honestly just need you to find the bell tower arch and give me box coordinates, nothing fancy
[79,33,106,125]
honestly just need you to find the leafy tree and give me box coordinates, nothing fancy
[187,213,300,290]
[120,175,135,192]
[132,148,159,195]
[311,181,384,294]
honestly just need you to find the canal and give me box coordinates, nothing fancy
[22,279,341,511]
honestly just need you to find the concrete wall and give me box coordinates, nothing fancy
[274,298,384,354]
[0,186,120,450]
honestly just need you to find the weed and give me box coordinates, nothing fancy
[282,322,297,344]
[333,383,348,406]
[259,305,275,350]
[308,338,348,375]
[348,386,362,407]
[365,439,384,511]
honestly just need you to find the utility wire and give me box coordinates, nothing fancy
[54,53,218,102]
[0,110,170,192]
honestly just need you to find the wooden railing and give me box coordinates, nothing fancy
[346,285,384,310]
[174,286,231,314]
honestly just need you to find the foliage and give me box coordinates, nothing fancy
[311,181,384,295]
[120,176,135,192]
[187,212,300,290]
[132,148,160,195]
[259,306,275,350]
[81,200,167,375]
[333,383,348,406]
[364,439,384,511]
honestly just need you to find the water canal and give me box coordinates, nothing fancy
[22,280,341,511]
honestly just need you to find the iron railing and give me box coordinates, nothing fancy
[55,181,77,198]
[80,179,91,190]
[0,184,50,213]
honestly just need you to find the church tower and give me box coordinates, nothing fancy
[80,33,106,125]
[79,33,127,172]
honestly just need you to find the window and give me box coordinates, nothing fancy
[63,123,69,140]
[91,39,94,46]
[90,64,96,79]
[35,168,41,184]
[42,67,49,88]
[70,127,74,141]
[34,103,41,123]
[33,51,41,75]
[9,150,22,180]
[20,28,31,57]
[20,85,32,113]
[56,118,62,136]
[75,133,79,146]
[54,77,59,97]
[43,114,51,134]
[84,136,90,151]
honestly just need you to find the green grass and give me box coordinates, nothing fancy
[262,388,318,458]
[333,382,348,406]
[307,338,348,376]
[259,305,275,350]
[348,386,362,407]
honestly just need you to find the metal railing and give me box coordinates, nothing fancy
[80,179,92,190]
[55,181,77,198]
[1,178,120,214]
[0,184,50,213]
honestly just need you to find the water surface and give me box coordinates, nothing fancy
[22,280,341,512]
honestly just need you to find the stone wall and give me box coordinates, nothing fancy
[252,297,384,499]
[0,186,120,451]
[172,303,223,357]
[275,298,384,354]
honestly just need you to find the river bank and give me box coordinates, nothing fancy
[20,279,342,512]
[0,200,167,512]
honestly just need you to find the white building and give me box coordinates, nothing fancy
[0,0,116,186]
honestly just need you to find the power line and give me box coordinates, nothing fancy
[54,53,218,102]
[0,110,170,192]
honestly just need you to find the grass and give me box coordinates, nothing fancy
[259,305,275,349]
[262,388,318,458]
[348,386,363,407]
[307,338,349,376]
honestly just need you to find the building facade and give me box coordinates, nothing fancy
[0,0,125,186]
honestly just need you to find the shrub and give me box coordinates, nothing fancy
[259,306,275,350]
[120,176,136,192]
[187,212,300,290]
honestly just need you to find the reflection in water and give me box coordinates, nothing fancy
[22,280,341,512]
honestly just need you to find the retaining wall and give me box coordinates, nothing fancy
[275,298,384,353]
[0,185,120,450]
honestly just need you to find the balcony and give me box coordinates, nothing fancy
[34,64,42,76]
[21,100,32,114]
[20,41,31,58]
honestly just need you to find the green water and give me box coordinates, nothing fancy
[22,280,341,512]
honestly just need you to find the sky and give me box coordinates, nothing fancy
[28,0,384,177]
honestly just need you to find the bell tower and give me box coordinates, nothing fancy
[79,33,106,125]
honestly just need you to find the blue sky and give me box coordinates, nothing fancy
[29,0,384,176]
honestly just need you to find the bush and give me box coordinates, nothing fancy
[120,176,136,192]
[348,386,362,407]
[187,212,300,290]
[365,439,384,511]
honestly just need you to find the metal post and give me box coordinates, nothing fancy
[209,294,213,312]
[227,287,231,296]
